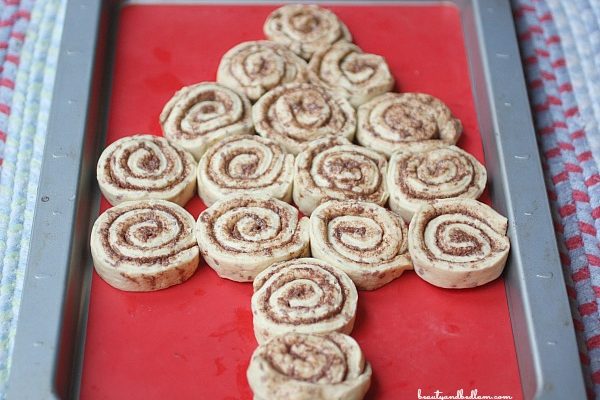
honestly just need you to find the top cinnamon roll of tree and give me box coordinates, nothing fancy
[217,40,308,102]
[264,4,352,60]
[357,92,462,158]
[308,42,394,107]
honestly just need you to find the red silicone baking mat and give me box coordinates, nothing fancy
[80,3,523,400]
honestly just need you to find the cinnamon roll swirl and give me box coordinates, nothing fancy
[263,4,352,60]
[217,40,308,102]
[97,135,196,207]
[251,258,358,343]
[357,93,463,157]
[160,82,253,160]
[293,136,388,215]
[195,195,310,282]
[310,200,412,290]
[253,82,356,155]
[308,42,394,107]
[387,141,487,221]
[197,135,294,206]
[247,332,372,400]
[408,199,510,289]
[90,200,200,292]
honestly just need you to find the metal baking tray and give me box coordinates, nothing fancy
[5,0,586,399]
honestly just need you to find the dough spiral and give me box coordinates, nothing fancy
[408,199,510,289]
[357,93,462,157]
[160,82,253,160]
[263,4,352,60]
[217,40,308,102]
[293,136,388,215]
[308,41,394,107]
[90,200,200,291]
[247,332,372,400]
[251,258,358,343]
[97,134,196,207]
[310,200,412,290]
[253,82,356,155]
[195,195,310,282]
[387,141,487,221]
[197,135,294,206]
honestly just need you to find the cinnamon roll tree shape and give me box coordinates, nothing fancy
[90,200,200,292]
[251,258,358,343]
[357,92,463,158]
[293,136,388,216]
[387,141,487,221]
[216,40,308,102]
[197,135,294,206]
[310,200,412,290]
[160,82,253,160]
[253,82,356,155]
[408,198,510,289]
[195,195,310,282]
[263,4,352,60]
[97,135,197,207]
[308,41,394,107]
[247,332,372,400]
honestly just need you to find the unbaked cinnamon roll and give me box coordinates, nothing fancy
[251,258,357,343]
[308,42,394,107]
[387,141,487,221]
[253,82,356,155]
[408,199,510,289]
[96,135,196,207]
[357,93,462,157]
[197,135,294,206]
[217,40,308,102]
[195,195,310,282]
[293,136,388,215]
[160,82,253,160]
[90,200,200,292]
[310,200,411,290]
[247,332,371,400]
[264,4,352,60]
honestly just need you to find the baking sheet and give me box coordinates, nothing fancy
[81,3,522,399]
[5,1,586,400]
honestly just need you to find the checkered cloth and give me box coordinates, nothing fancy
[0,0,598,398]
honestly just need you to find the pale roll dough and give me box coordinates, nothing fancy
[252,258,358,343]
[247,332,372,400]
[310,200,412,290]
[408,198,510,289]
[197,135,294,206]
[160,82,253,160]
[97,134,197,207]
[195,195,310,282]
[90,200,199,292]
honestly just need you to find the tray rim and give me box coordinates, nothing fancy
[5,1,586,399]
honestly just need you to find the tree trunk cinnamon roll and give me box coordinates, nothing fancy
[247,332,371,400]
[357,93,463,158]
[408,199,510,289]
[217,40,308,102]
[197,135,294,206]
[96,134,197,207]
[293,136,388,215]
[308,42,394,107]
[263,4,352,60]
[251,258,358,343]
[90,200,200,292]
[310,200,412,290]
[253,82,356,155]
[387,141,487,221]
[160,82,253,160]
[195,195,310,282]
